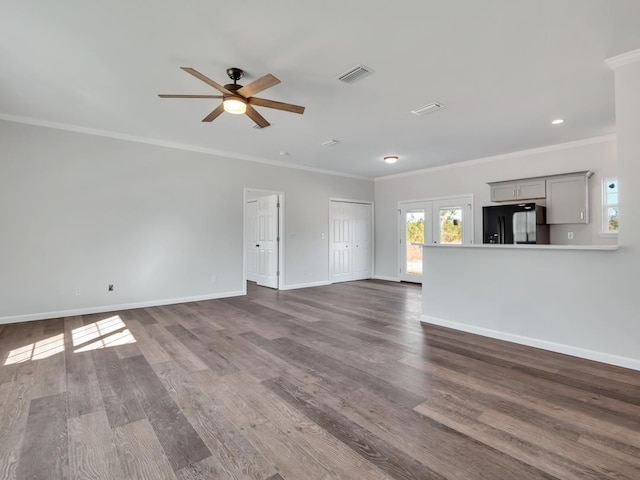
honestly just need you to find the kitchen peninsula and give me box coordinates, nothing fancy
[418,242,637,370]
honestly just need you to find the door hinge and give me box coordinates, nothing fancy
[277,237,280,242]
[277,271,280,276]
[277,203,280,208]
[400,268,402,273]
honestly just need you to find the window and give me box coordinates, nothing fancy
[603,177,619,233]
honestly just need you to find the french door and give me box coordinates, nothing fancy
[399,196,472,283]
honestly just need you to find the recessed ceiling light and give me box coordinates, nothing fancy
[551,119,564,125]
[384,156,399,164]
[321,139,341,147]
[279,151,290,156]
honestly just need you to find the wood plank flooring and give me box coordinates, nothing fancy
[1,280,639,479]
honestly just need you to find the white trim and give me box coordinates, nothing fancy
[0,290,245,325]
[0,114,372,181]
[421,315,640,371]
[373,275,401,282]
[420,242,619,251]
[598,232,618,239]
[280,281,331,291]
[328,197,374,205]
[605,49,640,69]
[375,134,616,182]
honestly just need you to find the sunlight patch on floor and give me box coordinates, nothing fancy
[4,333,65,365]
[3,315,138,365]
[72,315,136,353]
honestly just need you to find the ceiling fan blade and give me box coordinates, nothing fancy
[249,97,305,114]
[245,104,271,128]
[158,94,223,98]
[202,104,225,122]
[181,67,233,95]
[237,74,280,98]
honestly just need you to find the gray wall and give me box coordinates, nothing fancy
[374,138,617,280]
[0,120,373,321]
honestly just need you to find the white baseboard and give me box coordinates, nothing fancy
[421,314,640,372]
[280,281,331,291]
[373,275,401,282]
[0,290,246,325]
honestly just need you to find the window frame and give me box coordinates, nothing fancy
[602,177,619,236]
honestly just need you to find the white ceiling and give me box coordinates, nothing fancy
[2,1,640,178]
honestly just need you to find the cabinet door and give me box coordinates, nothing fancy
[491,183,517,202]
[546,176,588,224]
[516,179,546,200]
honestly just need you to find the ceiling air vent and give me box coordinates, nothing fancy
[336,64,374,84]
[411,102,445,116]
[321,139,341,147]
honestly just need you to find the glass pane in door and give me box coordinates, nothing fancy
[439,208,462,244]
[406,211,425,275]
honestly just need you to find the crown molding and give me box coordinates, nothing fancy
[605,49,640,70]
[0,114,373,182]
[374,134,616,182]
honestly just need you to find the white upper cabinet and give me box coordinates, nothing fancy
[546,174,590,224]
[490,179,546,202]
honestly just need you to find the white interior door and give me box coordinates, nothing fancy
[245,200,259,282]
[256,194,279,289]
[399,201,432,283]
[330,200,373,283]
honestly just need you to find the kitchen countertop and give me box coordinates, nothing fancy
[417,243,618,251]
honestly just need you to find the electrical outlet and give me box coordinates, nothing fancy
[75,287,81,296]
[210,274,217,284]
[567,232,574,240]
[108,284,114,292]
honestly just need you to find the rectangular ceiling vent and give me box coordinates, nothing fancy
[336,64,374,85]
[321,139,341,147]
[411,102,445,116]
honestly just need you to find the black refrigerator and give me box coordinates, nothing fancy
[483,203,550,244]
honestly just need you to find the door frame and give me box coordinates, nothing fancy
[243,188,285,291]
[398,194,474,283]
[328,198,375,283]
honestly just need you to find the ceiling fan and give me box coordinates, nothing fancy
[159,67,305,128]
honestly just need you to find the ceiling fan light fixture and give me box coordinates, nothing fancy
[223,96,247,114]
[384,155,399,164]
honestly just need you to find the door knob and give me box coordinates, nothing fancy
[256,244,260,247]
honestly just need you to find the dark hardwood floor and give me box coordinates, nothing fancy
[1,280,639,479]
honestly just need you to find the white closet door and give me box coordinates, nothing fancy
[352,203,372,280]
[330,202,353,283]
[330,201,373,283]
[256,195,279,289]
